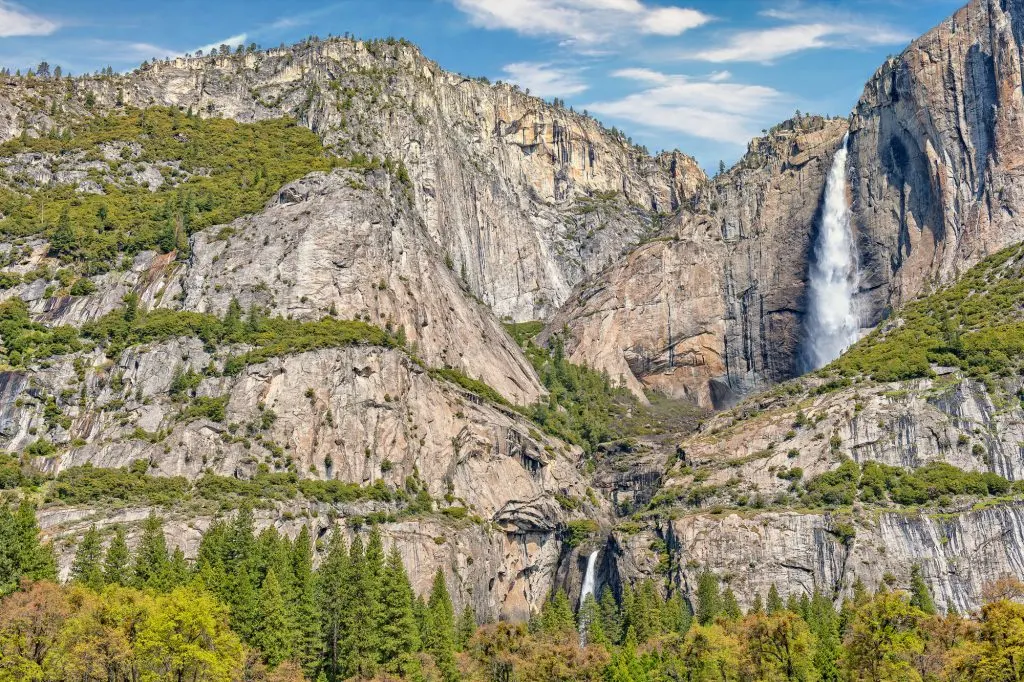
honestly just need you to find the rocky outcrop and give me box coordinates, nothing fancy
[659,376,1024,505]
[611,502,1024,615]
[546,118,848,407]
[0,42,705,321]
[849,0,1024,322]
[37,505,569,622]
[1,338,594,523]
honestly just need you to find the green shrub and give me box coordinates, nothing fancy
[564,519,599,548]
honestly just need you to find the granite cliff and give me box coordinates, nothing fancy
[3,0,1024,627]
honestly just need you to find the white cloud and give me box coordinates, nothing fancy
[689,5,913,64]
[693,23,833,62]
[638,7,708,36]
[610,67,668,84]
[708,70,731,82]
[502,62,589,97]
[586,69,785,144]
[194,33,247,56]
[0,1,58,37]
[451,0,710,45]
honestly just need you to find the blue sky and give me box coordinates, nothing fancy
[1,0,965,168]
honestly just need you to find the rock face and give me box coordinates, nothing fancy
[848,0,1024,322]
[546,118,849,407]
[611,503,1024,616]
[661,376,1024,505]
[37,505,574,622]
[0,41,704,321]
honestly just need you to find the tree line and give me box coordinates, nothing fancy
[5,498,1024,681]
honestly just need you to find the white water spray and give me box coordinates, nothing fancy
[578,550,599,646]
[802,134,859,371]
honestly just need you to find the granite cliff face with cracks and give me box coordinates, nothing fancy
[848,0,1024,323]
[613,502,1024,616]
[0,40,704,321]
[599,368,1024,614]
[36,505,575,622]
[545,118,849,408]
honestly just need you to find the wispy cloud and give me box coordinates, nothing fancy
[502,61,589,97]
[689,4,913,63]
[451,0,710,46]
[194,33,247,55]
[586,68,786,144]
[0,1,58,38]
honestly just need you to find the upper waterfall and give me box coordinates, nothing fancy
[801,133,859,371]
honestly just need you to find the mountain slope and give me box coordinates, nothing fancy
[0,39,705,321]
[617,242,1024,612]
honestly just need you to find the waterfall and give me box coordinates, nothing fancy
[801,134,859,371]
[578,550,599,647]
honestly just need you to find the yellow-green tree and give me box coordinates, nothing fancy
[946,599,1024,681]
[134,586,243,682]
[740,611,818,681]
[679,623,741,681]
[844,591,924,682]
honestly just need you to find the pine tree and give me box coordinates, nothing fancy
[167,546,190,588]
[426,568,458,682]
[316,531,348,680]
[70,525,104,590]
[696,571,720,625]
[255,568,293,668]
[341,531,382,678]
[579,593,606,646]
[767,583,783,614]
[49,207,75,256]
[0,500,56,596]
[662,590,692,636]
[291,527,322,677]
[103,527,131,586]
[799,592,812,620]
[223,297,244,340]
[599,586,623,644]
[413,594,430,650]
[750,592,764,616]
[786,593,801,614]
[809,590,842,682]
[456,604,476,651]
[851,577,869,606]
[721,587,742,621]
[541,589,576,639]
[14,500,56,582]
[909,564,936,615]
[379,546,421,677]
[133,513,170,590]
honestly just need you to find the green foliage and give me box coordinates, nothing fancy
[503,320,545,346]
[102,526,131,585]
[564,519,599,548]
[428,367,511,407]
[69,525,104,590]
[0,107,334,269]
[801,458,1017,509]
[696,571,721,625]
[0,297,81,367]
[830,242,1024,386]
[426,568,458,682]
[0,499,57,596]
[517,333,673,453]
[50,463,190,505]
[909,564,936,616]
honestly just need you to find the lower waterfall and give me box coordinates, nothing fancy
[578,550,599,646]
